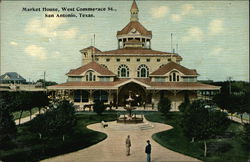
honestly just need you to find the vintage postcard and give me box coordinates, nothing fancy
[0,0,249,161]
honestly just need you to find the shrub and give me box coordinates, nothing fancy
[0,99,17,150]
[158,97,171,116]
[179,92,190,112]
[93,101,106,115]
[29,100,76,140]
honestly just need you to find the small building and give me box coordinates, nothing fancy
[48,0,220,110]
[0,72,26,84]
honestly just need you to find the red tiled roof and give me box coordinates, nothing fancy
[67,61,115,76]
[101,47,173,55]
[131,0,138,10]
[80,46,102,53]
[48,79,129,89]
[48,78,220,90]
[134,78,220,90]
[150,62,198,76]
[117,21,152,37]
[125,39,142,44]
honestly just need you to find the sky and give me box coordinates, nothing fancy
[1,0,249,83]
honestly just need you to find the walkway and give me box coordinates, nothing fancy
[43,118,200,162]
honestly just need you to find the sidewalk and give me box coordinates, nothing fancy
[43,118,200,162]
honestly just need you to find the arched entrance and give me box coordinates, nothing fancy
[118,83,146,106]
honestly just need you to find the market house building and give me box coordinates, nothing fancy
[48,0,220,111]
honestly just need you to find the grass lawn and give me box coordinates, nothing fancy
[12,107,39,120]
[145,112,249,162]
[0,113,117,162]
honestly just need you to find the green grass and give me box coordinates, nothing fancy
[12,107,39,120]
[0,113,117,162]
[145,112,250,162]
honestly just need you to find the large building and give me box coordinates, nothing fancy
[48,1,220,110]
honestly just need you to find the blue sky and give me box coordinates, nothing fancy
[1,1,249,83]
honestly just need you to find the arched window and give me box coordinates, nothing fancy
[137,64,149,78]
[118,64,129,78]
[101,64,108,69]
[159,64,166,68]
[169,71,180,82]
[86,70,96,81]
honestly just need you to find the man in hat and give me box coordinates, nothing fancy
[145,140,151,162]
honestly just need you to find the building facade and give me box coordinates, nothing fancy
[48,1,220,110]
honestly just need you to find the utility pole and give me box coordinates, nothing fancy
[44,71,46,89]
[228,76,232,95]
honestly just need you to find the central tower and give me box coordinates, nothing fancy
[116,0,152,49]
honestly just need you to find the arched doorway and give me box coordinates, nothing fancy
[118,83,146,106]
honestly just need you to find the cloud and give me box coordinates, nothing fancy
[150,6,169,18]
[209,19,224,34]
[25,14,78,40]
[209,47,224,56]
[24,45,46,60]
[171,4,202,22]
[10,41,18,46]
[59,28,78,39]
[182,27,203,42]
[171,14,182,21]
[51,51,60,58]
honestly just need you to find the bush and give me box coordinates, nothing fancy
[158,97,171,116]
[93,101,106,115]
[242,124,250,149]
[179,92,190,112]
[0,99,17,150]
[29,100,76,139]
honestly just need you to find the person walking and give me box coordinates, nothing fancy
[125,135,131,156]
[145,140,151,162]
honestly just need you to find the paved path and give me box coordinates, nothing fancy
[43,118,200,162]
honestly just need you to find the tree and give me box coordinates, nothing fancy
[13,92,34,124]
[182,99,230,157]
[93,100,106,115]
[36,79,57,87]
[158,96,171,116]
[33,92,49,114]
[30,100,76,141]
[179,92,190,112]
[0,99,17,150]
[242,124,250,150]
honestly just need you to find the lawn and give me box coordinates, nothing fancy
[12,107,39,120]
[145,112,249,162]
[0,113,117,162]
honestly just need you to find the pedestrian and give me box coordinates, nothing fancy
[145,140,151,162]
[125,135,131,156]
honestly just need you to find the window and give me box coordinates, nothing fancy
[81,90,89,102]
[137,64,149,78]
[86,70,96,81]
[157,58,161,62]
[106,58,110,62]
[137,58,140,62]
[101,64,108,69]
[68,76,82,82]
[100,77,110,82]
[146,58,150,62]
[118,64,129,78]
[116,58,120,62]
[95,58,99,61]
[154,77,165,82]
[93,90,108,102]
[160,64,166,68]
[168,58,171,61]
[169,71,180,82]
[126,58,130,62]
